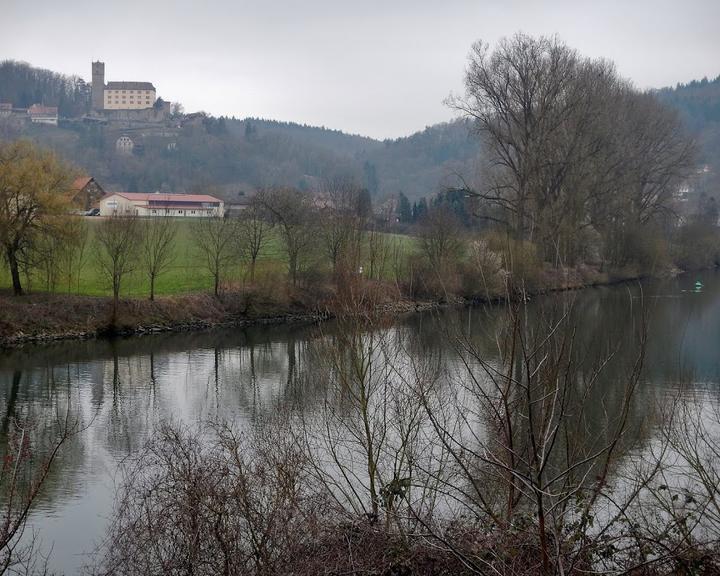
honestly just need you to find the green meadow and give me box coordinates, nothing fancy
[0,219,416,298]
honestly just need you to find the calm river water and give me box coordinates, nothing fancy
[1,271,720,573]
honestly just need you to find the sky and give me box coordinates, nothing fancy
[2,0,719,140]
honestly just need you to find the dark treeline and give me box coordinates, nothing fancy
[656,75,720,196]
[657,75,720,130]
[0,60,90,117]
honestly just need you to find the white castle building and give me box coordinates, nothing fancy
[91,61,156,111]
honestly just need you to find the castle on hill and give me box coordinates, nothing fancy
[91,61,156,111]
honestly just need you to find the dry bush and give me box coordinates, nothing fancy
[89,295,720,576]
[90,420,315,576]
[482,230,544,292]
[457,238,506,300]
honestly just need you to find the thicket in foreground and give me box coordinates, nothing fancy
[86,288,720,575]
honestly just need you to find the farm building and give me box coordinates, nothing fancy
[71,176,105,211]
[98,192,225,217]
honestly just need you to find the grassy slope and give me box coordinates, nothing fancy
[0,219,416,298]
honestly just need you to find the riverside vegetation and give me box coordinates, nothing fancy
[2,36,720,344]
[1,33,720,574]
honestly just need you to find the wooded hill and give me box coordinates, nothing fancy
[0,60,717,202]
[656,75,720,183]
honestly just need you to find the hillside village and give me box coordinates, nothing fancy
[0,61,181,157]
[0,59,717,224]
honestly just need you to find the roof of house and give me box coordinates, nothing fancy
[72,176,94,191]
[28,104,58,115]
[106,192,223,204]
[135,203,221,210]
[105,81,156,91]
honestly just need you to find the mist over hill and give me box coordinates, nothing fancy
[0,60,717,202]
[656,75,720,169]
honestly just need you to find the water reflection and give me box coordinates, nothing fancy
[0,270,719,573]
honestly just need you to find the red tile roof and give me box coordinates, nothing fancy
[107,192,223,203]
[72,176,93,191]
[135,203,220,210]
[28,104,58,115]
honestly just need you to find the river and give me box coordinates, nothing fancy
[1,270,719,574]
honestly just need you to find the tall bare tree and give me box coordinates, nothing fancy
[418,207,464,275]
[141,215,177,300]
[318,179,367,278]
[60,215,90,294]
[96,212,142,321]
[258,188,316,286]
[236,198,269,284]
[450,33,695,266]
[194,215,237,296]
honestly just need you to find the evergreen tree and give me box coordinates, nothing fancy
[398,192,412,222]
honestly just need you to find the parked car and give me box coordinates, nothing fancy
[85,208,100,216]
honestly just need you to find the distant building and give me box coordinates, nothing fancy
[70,176,105,211]
[0,103,11,118]
[115,135,135,155]
[92,61,156,111]
[27,104,58,125]
[99,192,225,217]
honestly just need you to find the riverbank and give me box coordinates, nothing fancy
[0,263,678,348]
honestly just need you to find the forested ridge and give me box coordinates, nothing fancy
[0,59,717,204]
[656,75,720,186]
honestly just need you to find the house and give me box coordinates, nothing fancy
[27,104,58,125]
[0,103,11,118]
[98,192,225,217]
[71,176,105,211]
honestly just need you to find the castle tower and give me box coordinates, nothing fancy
[91,61,105,111]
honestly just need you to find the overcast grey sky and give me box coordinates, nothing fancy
[2,0,718,139]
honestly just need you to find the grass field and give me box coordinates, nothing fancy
[0,219,417,298]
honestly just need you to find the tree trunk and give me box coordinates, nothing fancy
[112,282,120,324]
[150,274,155,301]
[289,253,297,286]
[6,248,23,296]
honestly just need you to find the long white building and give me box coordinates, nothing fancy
[98,192,225,217]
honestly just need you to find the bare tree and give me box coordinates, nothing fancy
[449,34,586,242]
[193,215,236,296]
[258,188,316,286]
[1,407,80,574]
[418,207,464,274]
[141,215,177,301]
[365,226,389,281]
[61,216,90,294]
[318,179,366,278]
[96,212,142,321]
[236,198,269,284]
[450,33,695,266]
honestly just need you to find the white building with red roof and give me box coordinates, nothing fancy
[27,104,58,125]
[98,192,224,218]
